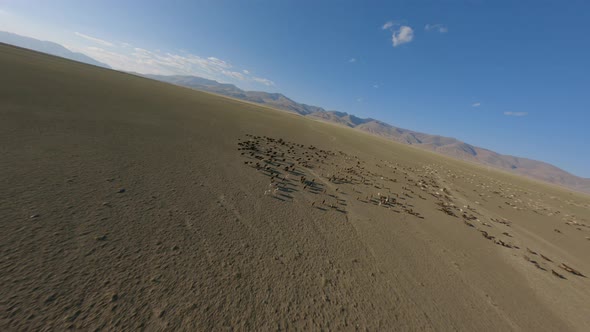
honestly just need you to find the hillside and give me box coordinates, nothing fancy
[143,74,590,194]
[3,43,590,331]
[1,31,585,194]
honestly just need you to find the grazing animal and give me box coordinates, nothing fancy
[539,253,553,262]
[552,270,567,279]
[559,263,586,277]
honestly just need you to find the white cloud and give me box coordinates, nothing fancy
[392,26,414,47]
[504,111,528,117]
[356,97,364,103]
[253,77,275,86]
[425,24,448,33]
[74,32,114,47]
[206,56,231,69]
[348,57,357,63]
[382,21,394,30]
[472,102,481,107]
[223,70,245,80]
[373,84,379,88]
[78,44,274,87]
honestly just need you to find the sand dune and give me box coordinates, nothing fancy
[1,44,589,330]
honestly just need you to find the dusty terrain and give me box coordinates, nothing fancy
[1,44,589,331]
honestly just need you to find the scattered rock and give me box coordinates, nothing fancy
[65,309,81,322]
[44,293,57,304]
[157,309,166,318]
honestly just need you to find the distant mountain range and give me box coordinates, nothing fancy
[0,31,111,69]
[144,74,590,194]
[1,31,587,193]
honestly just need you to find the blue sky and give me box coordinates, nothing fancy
[1,0,589,177]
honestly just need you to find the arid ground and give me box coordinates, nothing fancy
[1,44,589,330]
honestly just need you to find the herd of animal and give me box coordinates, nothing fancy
[237,134,587,281]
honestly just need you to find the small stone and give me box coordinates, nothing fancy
[30,214,40,219]
[117,188,126,193]
[44,293,57,304]
[96,235,107,241]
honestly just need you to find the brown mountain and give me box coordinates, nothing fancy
[143,74,590,194]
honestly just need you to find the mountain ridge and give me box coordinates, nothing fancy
[0,31,111,69]
[142,74,590,194]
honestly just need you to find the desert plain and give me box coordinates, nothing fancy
[1,44,589,330]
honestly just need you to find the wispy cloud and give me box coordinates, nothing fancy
[382,21,394,30]
[373,84,379,88]
[504,111,528,117]
[392,26,414,47]
[348,57,357,63]
[425,24,448,33]
[78,44,275,87]
[205,56,231,69]
[253,77,275,86]
[356,97,364,103]
[472,102,481,107]
[74,32,114,47]
[222,70,245,80]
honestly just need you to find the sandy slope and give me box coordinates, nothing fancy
[1,44,589,331]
